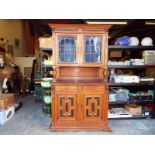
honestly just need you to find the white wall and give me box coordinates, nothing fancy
[14,57,36,75]
[0,19,26,56]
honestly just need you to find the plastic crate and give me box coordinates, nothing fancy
[34,84,43,92]
[111,87,129,101]
[34,71,42,80]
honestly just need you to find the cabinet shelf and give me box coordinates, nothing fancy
[108,45,155,51]
[109,100,154,105]
[109,82,154,86]
[108,65,155,69]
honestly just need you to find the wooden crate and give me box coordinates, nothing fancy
[0,94,14,110]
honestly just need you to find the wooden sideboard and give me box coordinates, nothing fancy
[49,24,111,131]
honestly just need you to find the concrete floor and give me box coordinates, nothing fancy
[0,94,155,135]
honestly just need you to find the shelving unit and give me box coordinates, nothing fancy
[40,48,53,79]
[108,45,155,119]
[39,48,53,117]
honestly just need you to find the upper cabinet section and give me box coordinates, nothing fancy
[49,24,111,67]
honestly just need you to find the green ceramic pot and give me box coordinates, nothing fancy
[43,95,51,104]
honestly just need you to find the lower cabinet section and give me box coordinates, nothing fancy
[49,84,110,131]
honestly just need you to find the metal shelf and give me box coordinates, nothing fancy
[109,100,154,105]
[40,48,52,51]
[109,82,154,86]
[42,64,52,68]
[108,116,151,120]
[108,65,155,69]
[34,79,42,84]
[108,46,155,119]
[108,45,155,51]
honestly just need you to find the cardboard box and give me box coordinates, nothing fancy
[110,51,122,58]
[39,37,52,48]
[0,94,14,110]
[24,67,32,78]
[144,50,155,65]
[125,104,142,116]
[0,105,15,125]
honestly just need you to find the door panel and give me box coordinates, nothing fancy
[60,96,74,118]
[86,96,100,118]
[55,93,78,122]
[82,94,104,122]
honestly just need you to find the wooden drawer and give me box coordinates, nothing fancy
[82,85,107,92]
[55,86,79,92]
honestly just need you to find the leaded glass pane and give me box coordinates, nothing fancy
[58,36,76,63]
[84,37,102,63]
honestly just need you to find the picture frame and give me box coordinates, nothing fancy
[14,38,20,49]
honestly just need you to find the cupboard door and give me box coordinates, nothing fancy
[57,35,78,64]
[82,94,104,122]
[83,35,102,64]
[55,93,78,122]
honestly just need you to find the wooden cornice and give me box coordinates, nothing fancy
[49,24,112,31]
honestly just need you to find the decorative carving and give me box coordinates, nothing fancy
[52,66,59,79]
[86,97,100,118]
[102,68,108,78]
[60,96,74,118]
[52,69,57,78]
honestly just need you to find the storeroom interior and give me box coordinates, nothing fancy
[0,19,155,134]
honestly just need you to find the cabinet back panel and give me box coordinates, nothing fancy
[59,67,100,78]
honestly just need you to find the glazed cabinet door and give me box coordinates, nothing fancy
[55,34,79,65]
[53,93,79,127]
[80,34,108,66]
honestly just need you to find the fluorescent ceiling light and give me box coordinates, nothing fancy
[86,21,127,25]
[145,21,155,25]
